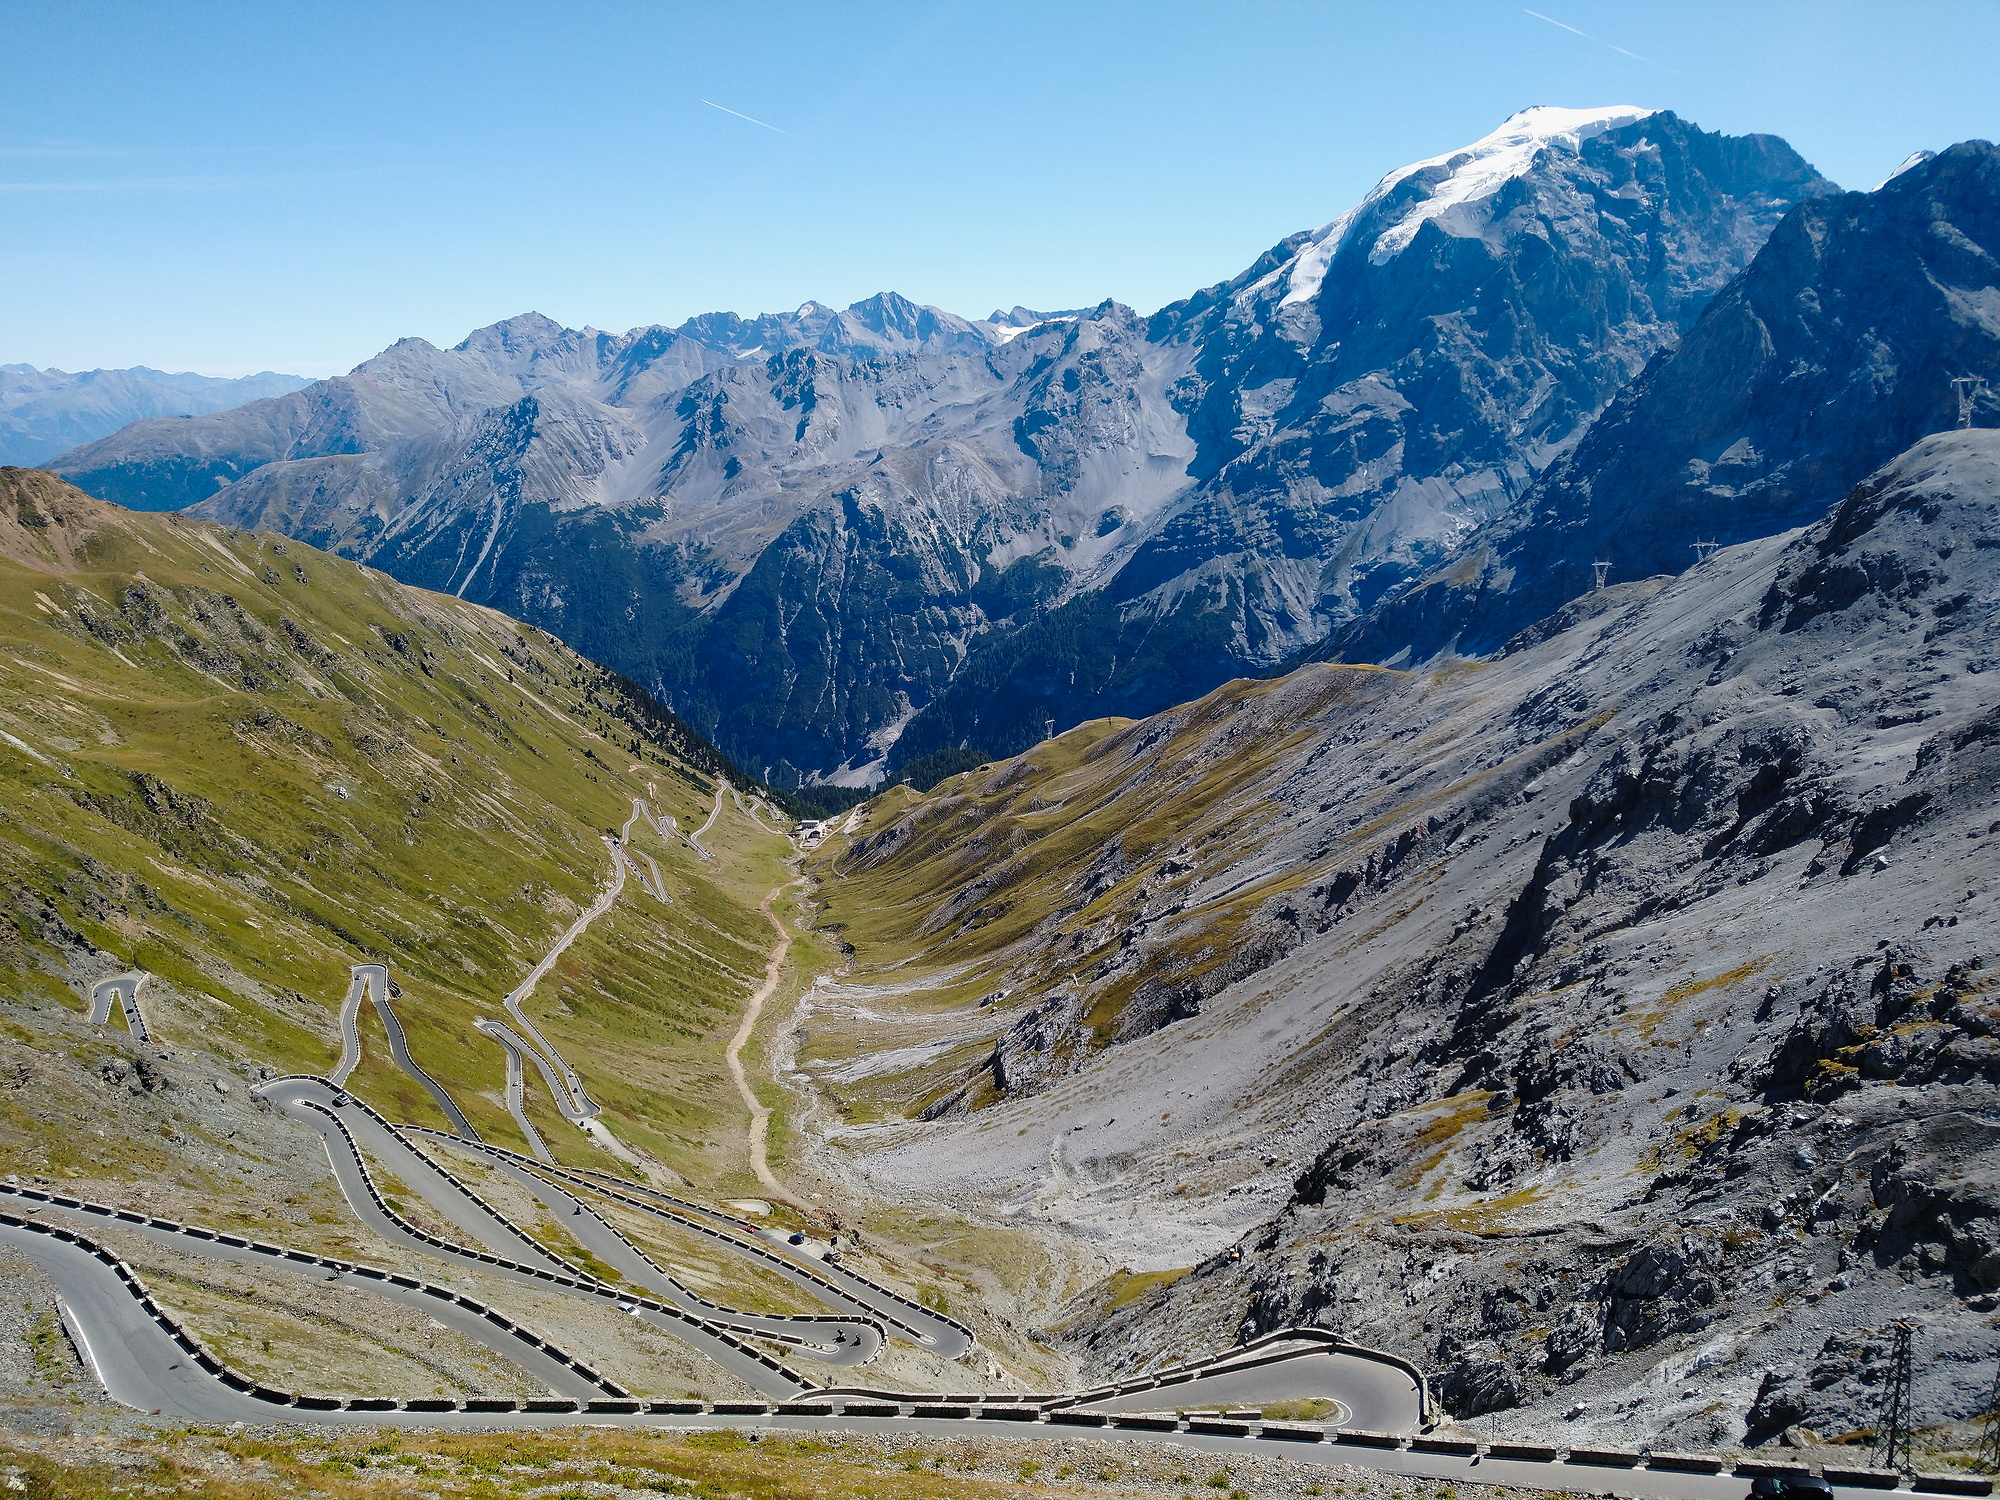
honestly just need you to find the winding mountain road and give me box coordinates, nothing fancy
[328,964,480,1140]
[4,1187,1424,1433]
[688,784,724,860]
[1,1189,616,1400]
[257,1076,815,1397]
[496,849,619,1125]
[427,1135,969,1357]
[633,799,677,842]
[262,1077,887,1371]
[617,803,670,900]
[408,1130,885,1367]
[35,801,1472,1437]
[287,799,980,1376]
[474,1019,555,1162]
[726,881,806,1203]
[0,1209,1932,1500]
[583,1167,965,1350]
[87,972,149,1039]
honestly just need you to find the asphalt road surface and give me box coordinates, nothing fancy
[688,785,723,860]
[264,1078,545,1263]
[497,856,614,1125]
[1075,1344,1415,1431]
[473,1018,555,1162]
[344,965,482,1138]
[257,1077,816,1397]
[0,1227,1955,1500]
[328,965,378,1087]
[87,972,148,1038]
[1,1193,610,1399]
[411,1130,885,1366]
[495,1147,976,1357]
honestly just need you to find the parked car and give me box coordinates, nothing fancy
[1747,1474,1834,1500]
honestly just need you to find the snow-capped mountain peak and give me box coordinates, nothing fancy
[1277,103,1658,305]
[1876,148,1936,189]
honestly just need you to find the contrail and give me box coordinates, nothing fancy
[700,99,788,135]
[1524,9,1686,76]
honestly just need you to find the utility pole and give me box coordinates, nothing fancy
[1874,1321,1917,1475]
[1591,560,1612,591]
[1953,376,1988,430]
[1978,1361,2000,1473]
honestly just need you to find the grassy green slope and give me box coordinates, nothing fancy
[0,467,790,1191]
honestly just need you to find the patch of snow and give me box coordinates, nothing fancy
[1279,104,1657,306]
[1273,203,1369,309]
[990,315,1076,345]
[1876,149,1935,190]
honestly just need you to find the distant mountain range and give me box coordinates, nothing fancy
[48,108,1994,795]
[1,364,309,468]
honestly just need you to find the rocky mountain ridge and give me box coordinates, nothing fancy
[0,363,308,468]
[1329,138,2000,667]
[48,108,1838,790]
[890,109,1838,772]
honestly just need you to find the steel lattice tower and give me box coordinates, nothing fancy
[1874,1322,1917,1474]
[1978,1361,2000,1473]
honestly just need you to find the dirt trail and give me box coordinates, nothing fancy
[726,878,806,1200]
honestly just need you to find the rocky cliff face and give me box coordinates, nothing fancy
[49,112,1837,785]
[799,430,2000,1448]
[1331,139,2000,667]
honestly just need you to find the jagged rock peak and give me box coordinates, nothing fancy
[1262,105,1659,307]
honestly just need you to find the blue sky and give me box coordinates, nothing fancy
[3,0,1995,377]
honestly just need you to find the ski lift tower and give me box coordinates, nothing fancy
[1591,560,1612,591]
[1690,539,1722,565]
[1954,376,1989,429]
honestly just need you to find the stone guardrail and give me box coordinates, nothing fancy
[560,1160,977,1347]
[0,1198,625,1408]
